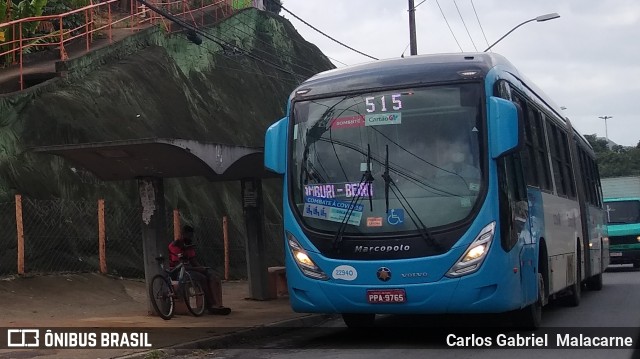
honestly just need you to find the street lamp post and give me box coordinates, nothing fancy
[483,13,560,52]
[599,115,613,143]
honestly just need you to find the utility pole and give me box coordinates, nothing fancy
[409,0,418,55]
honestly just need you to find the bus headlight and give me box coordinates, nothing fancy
[286,232,329,280]
[446,222,496,278]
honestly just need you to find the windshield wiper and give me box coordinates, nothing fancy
[381,145,439,249]
[365,144,374,211]
[382,144,391,214]
[332,144,374,251]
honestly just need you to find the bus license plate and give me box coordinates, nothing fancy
[367,289,406,304]
[610,252,622,257]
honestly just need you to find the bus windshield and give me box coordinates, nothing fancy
[606,200,640,224]
[290,83,485,235]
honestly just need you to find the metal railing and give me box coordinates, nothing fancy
[0,0,250,91]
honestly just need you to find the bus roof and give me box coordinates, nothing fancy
[295,52,515,97]
[292,52,592,153]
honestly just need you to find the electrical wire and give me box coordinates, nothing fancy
[136,0,307,81]
[414,0,429,9]
[221,11,327,75]
[278,4,378,61]
[454,0,477,51]
[435,0,464,52]
[470,0,490,50]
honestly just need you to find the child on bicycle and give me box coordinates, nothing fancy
[168,225,231,315]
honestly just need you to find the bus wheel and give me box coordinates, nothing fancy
[586,273,603,290]
[586,250,604,291]
[519,272,543,329]
[342,313,376,328]
[563,252,581,307]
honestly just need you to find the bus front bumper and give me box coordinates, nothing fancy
[288,275,521,315]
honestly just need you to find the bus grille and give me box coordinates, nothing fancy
[610,235,640,245]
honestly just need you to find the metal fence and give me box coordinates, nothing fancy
[0,195,284,279]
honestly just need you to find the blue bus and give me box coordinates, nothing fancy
[264,53,608,329]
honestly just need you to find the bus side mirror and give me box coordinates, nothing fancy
[264,117,288,174]
[488,97,523,159]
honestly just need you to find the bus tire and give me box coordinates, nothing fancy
[585,273,603,291]
[518,272,543,330]
[342,313,375,328]
[585,247,604,291]
[563,250,581,307]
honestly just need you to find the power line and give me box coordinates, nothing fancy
[453,0,477,51]
[435,0,464,52]
[204,11,319,77]
[136,0,306,82]
[232,11,340,71]
[223,9,349,68]
[470,0,490,49]
[278,4,378,61]
[414,0,429,9]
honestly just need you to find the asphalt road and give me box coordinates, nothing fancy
[170,265,640,359]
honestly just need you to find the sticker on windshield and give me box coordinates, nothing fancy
[387,209,404,226]
[303,197,363,226]
[305,183,374,199]
[332,265,358,281]
[330,115,365,129]
[360,162,374,172]
[365,112,401,127]
[367,217,383,227]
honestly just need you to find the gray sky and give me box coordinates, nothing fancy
[283,0,640,147]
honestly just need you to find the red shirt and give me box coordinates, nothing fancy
[168,240,196,268]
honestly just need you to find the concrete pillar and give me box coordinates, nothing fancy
[138,177,168,315]
[241,177,269,300]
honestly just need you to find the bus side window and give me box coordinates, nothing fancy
[498,152,528,251]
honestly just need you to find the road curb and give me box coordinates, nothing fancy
[115,313,336,358]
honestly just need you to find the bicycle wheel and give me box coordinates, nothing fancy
[149,274,174,320]
[182,272,206,316]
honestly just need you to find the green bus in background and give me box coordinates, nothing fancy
[605,197,640,269]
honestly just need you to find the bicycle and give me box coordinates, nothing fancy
[148,252,206,320]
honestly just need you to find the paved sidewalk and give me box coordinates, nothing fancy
[0,274,331,359]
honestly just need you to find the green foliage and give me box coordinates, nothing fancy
[1,0,49,64]
[584,134,640,178]
[0,1,8,22]
[41,0,90,34]
[11,0,49,34]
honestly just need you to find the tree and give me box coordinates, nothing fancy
[584,133,640,178]
[584,134,608,153]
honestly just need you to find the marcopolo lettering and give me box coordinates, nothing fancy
[354,245,410,253]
